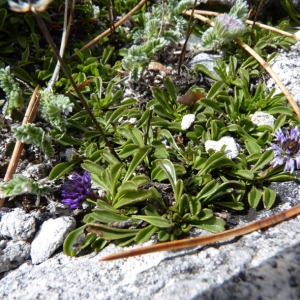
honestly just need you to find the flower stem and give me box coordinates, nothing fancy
[32,8,121,162]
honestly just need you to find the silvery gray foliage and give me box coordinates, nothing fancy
[12,123,54,157]
[40,89,74,131]
[202,0,248,49]
[0,66,24,116]
[122,0,194,81]
[0,174,49,198]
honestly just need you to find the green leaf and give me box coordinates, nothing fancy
[262,187,277,210]
[151,163,186,182]
[251,150,274,172]
[164,77,177,102]
[158,159,177,191]
[158,230,171,241]
[130,127,144,147]
[228,169,254,180]
[13,67,38,86]
[96,200,119,212]
[195,217,226,233]
[133,215,172,228]
[113,190,153,209]
[135,225,158,243]
[87,223,139,240]
[118,144,140,158]
[151,87,173,116]
[0,8,7,31]
[194,64,221,81]
[199,152,235,175]
[81,160,105,177]
[49,160,81,180]
[175,179,183,204]
[248,186,262,208]
[123,146,152,181]
[101,151,121,165]
[245,140,261,155]
[63,225,86,257]
[131,174,149,186]
[92,210,131,224]
[196,180,219,201]
[200,98,223,114]
[216,201,244,210]
[189,196,202,216]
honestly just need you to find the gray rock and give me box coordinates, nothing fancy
[267,42,300,107]
[0,215,299,299]
[189,52,222,79]
[0,208,36,241]
[30,216,76,264]
[0,240,30,272]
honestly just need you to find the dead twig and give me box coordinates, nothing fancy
[186,9,300,41]
[71,0,148,58]
[0,86,41,209]
[100,202,300,261]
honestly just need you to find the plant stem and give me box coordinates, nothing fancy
[32,8,121,161]
[0,87,40,208]
[71,0,148,57]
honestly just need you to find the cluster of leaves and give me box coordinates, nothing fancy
[13,123,55,157]
[202,0,248,49]
[0,0,299,256]
[0,174,48,198]
[121,0,194,81]
[0,66,24,116]
[62,60,298,254]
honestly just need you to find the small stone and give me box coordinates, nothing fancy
[0,240,31,272]
[205,136,239,159]
[30,216,76,264]
[181,114,195,130]
[250,111,275,128]
[0,208,36,241]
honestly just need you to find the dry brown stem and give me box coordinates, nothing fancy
[186,9,300,41]
[71,0,148,57]
[0,86,41,209]
[100,202,300,261]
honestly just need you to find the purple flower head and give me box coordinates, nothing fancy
[216,13,246,32]
[61,171,91,209]
[269,126,300,174]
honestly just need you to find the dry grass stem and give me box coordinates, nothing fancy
[0,87,41,208]
[71,0,148,57]
[186,10,300,41]
[100,202,300,261]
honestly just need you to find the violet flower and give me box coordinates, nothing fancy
[269,127,300,174]
[216,13,246,33]
[61,172,91,209]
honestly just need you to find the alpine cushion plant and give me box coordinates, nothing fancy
[61,172,92,209]
[269,127,300,174]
